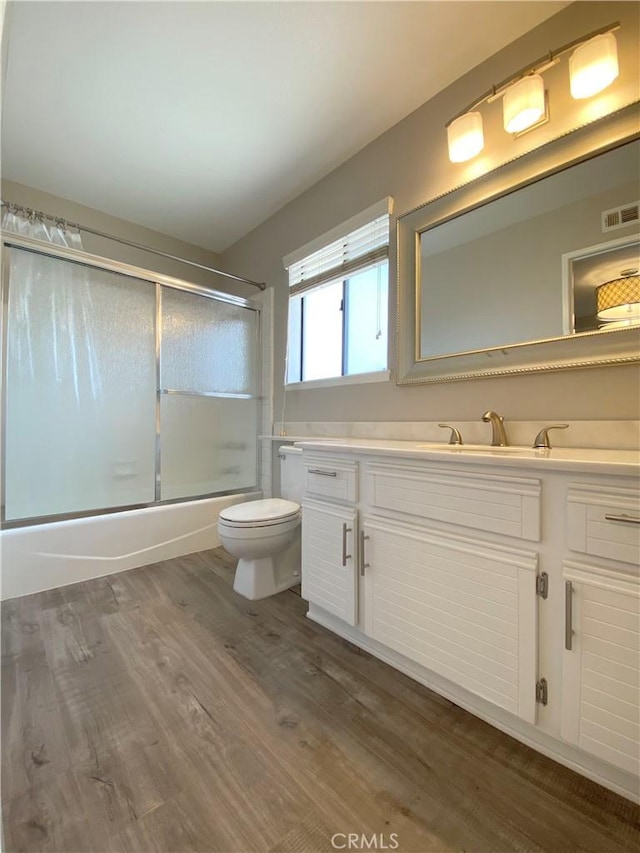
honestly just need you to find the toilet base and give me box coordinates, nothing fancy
[232,536,301,601]
[233,557,298,600]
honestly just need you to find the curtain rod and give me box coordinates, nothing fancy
[0,200,267,291]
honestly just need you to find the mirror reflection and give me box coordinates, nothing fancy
[419,139,639,360]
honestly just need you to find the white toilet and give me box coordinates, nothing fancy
[217,446,303,600]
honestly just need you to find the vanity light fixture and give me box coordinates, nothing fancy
[446,22,620,163]
[447,112,484,163]
[503,74,546,133]
[569,32,619,99]
[596,268,640,324]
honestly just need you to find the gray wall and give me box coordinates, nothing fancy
[1,179,250,296]
[220,1,640,424]
[1,1,9,107]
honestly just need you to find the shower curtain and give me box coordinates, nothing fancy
[1,207,103,403]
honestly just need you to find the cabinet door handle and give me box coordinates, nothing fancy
[360,530,370,576]
[308,468,337,477]
[342,523,352,567]
[565,580,574,651]
[604,513,640,525]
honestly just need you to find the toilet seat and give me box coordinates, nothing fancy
[219,498,300,528]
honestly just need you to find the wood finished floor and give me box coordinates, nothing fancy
[2,549,639,853]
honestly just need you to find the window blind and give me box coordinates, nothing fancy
[284,200,391,297]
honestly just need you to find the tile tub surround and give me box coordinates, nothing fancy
[273,421,640,451]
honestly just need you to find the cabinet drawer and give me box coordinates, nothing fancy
[567,485,640,565]
[303,454,358,503]
[365,462,540,541]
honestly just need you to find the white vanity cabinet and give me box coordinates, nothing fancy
[561,485,640,777]
[359,460,542,723]
[300,453,359,626]
[297,439,640,802]
[301,452,544,722]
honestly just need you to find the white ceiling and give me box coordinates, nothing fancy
[2,1,569,253]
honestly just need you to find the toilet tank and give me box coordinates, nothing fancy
[279,446,303,504]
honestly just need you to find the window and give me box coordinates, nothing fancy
[284,199,391,385]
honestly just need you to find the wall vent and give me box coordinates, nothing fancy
[602,201,640,233]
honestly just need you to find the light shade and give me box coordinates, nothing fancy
[447,112,484,163]
[596,273,640,321]
[503,74,545,133]
[570,32,619,99]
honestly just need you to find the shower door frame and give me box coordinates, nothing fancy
[0,233,263,528]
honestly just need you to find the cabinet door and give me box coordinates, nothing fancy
[562,561,639,777]
[361,517,539,723]
[301,499,358,626]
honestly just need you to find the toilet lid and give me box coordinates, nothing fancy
[219,498,300,525]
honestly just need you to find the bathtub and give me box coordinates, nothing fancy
[0,493,258,600]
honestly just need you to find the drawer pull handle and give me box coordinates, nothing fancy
[360,530,370,576]
[565,580,574,651]
[308,468,337,477]
[604,513,640,525]
[342,523,352,567]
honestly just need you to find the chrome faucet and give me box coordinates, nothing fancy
[482,410,509,446]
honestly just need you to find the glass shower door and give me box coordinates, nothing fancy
[159,286,259,501]
[2,243,260,524]
[3,248,157,521]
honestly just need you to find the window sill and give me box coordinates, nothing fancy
[285,370,391,391]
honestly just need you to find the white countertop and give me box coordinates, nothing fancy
[292,437,640,476]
